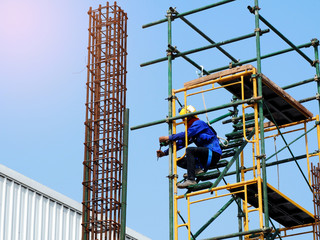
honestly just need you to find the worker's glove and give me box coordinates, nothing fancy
[156,150,166,158]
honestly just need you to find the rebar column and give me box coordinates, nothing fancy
[311,163,320,240]
[82,3,128,240]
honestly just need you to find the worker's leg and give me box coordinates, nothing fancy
[206,151,221,169]
[177,158,187,170]
[185,147,208,180]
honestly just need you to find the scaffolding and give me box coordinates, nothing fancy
[132,0,320,240]
[82,3,128,240]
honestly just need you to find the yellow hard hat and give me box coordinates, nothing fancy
[179,105,197,117]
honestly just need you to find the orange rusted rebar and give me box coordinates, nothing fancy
[312,163,320,240]
[82,2,128,240]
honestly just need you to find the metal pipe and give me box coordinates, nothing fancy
[299,95,318,103]
[142,0,236,29]
[209,111,234,124]
[202,227,272,240]
[131,97,261,130]
[265,126,316,162]
[168,45,210,75]
[222,113,255,124]
[192,198,235,239]
[282,77,315,90]
[167,10,174,240]
[231,154,308,177]
[312,39,320,113]
[120,108,129,240]
[210,130,255,190]
[207,42,312,74]
[263,102,313,192]
[170,7,238,63]
[232,106,243,240]
[207,153,307,179]
[140,30,269,67]
[252,0,269,230]
[256,12,314,66]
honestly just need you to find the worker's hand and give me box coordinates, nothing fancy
[159,136,169,143]
[157,150,166,158]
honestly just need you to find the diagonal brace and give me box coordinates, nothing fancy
[210,129,255,190]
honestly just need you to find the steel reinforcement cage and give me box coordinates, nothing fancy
[82,3,128,240]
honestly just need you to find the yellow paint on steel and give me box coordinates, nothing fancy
[251,136,256,179]
[170,67,319,239]
[187,196,191,240]
[257,176,264,228]
[186,80,241,98]
[244,184,249,232]
[304,122,311,185]
[317,115,320,165]
[268,183,315,218]
[176,179,258,200]
[262,117,316,133]
[172,91,179,240]
[189,190,245,205]
[264,127,305,140]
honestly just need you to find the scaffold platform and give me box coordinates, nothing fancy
[230,181,315,228]
[185,65,313,126]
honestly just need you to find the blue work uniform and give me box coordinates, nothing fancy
[164,119,222,156]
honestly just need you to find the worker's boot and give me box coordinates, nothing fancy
[176,179,197,189]
[183,168,204,179]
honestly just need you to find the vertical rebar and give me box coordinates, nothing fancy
[82,3,128,240]
[167,8,174,240]
[312,163,320,240]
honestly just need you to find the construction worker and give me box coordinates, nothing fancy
[157,105,222,188]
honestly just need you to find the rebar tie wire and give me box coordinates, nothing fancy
[263,101,313,192]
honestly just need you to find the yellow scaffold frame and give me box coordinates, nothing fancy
[170,68,320,240]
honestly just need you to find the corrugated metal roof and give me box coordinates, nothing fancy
[0,164,151,240]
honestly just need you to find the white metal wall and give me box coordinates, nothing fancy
[0,165,82,240]
[0,164,151,240]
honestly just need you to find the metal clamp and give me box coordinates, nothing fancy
[240,166,246,171]
[166,8,177,20]
[311,38,320,47]
[315,75,320,82]
[165,116,171,124]
[255,154,266,159]
[169,7,178,15]
[167,174,178,179]
[251,73,262,78]
[316,93,320,100]
[166,45,177,58]
[165,95,177,101]
[247,5,261,14]
[254,28,261,33]
[312,60,319,67]
[249,96,263,103]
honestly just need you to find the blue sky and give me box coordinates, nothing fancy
[1,0,320,239]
